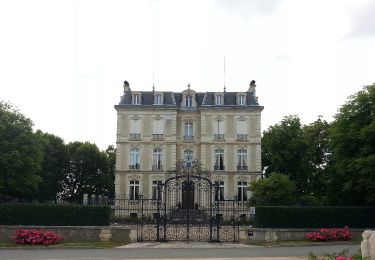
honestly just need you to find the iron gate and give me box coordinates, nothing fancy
[137,160,241,242]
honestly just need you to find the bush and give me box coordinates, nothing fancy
[14,229,63,245]
[305,227,351,242]
[0,204,111,226]
[254,206,375,228]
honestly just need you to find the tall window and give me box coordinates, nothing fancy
[238,95,246,105]
[184,150,193,167]
[236,120,247,141]
[154,94,163,105]
[237,149,247,171]
[214,181,224,201]
[185,95,193,107]
[213,120,224,140]
[131,119,141,134]
[237,181,248,201]
[214,148,224,171]
[153,148,163,171]
[152,180,162,200]
[215,95,224,105]
[129,180,139,200]
[184,122,194,142]
[130,148,140,169]
[132,94,141,105]
[152,119,164,140]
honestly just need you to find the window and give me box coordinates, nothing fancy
[214,181,224,201]
[152,119,164,140]
[237,149,247,171]
[130,119,141,140]
[238,95,246,105]
[152,148,163,171]
[214,148,224,171]
[132,94,141,105]
[237,181,248,201]
[130,148,140,170]
[129,180,139,200]
[213,120,224,140]
[236,120,247,141]
[152,180,163,200]
[184,122,194,142]
[215,95,224,105]
[184,150,193,167]
[154,94,163,105]
[185,95,193,107]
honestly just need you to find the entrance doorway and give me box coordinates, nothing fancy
[182,181,194,209]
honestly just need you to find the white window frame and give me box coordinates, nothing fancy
[238,95,246,105]
[236,120,247,135]
[154,94,163,105]
[184,122,193,137]
[215,95,224,105]
[132,94,141,105]
[237,181,248,201]
[237,149,247,167]
[152,119,164,134]
[214,181,224,201]
[152,180,163,200]
[185,95,193,107]
[153,148,163,169]
[130,148,140,168]
[214,148,225,170]
[131,119,141,134]
[129,180,140,200]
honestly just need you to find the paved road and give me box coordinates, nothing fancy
[0,244,360,260]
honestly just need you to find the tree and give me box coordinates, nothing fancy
[262,115,312,195]
[61,142,113,201]
[0,101,43,200]
[303,117,331,198]
[328,84,375,205]
[248,173,296,206]
[35,131,69,200]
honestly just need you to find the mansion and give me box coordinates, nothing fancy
[114,80,264,202]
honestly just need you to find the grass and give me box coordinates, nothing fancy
[246,240,361,247]
[0,241,127,249]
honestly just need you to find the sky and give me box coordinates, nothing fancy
[0,0,374,150]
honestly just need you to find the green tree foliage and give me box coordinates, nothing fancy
[329,84,375,205]
[35,131,69,200]
[61,142,114,201]
[0,102,43,200]
[303,117,331,198]
[262,115,312,195]
[248,173,296,206]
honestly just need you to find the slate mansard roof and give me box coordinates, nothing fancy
[116,81,262,109]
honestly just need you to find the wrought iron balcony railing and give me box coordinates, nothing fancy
[237,165,248,171]
[183,135,194,142]
[129,164,140,170]
[213,134,225,141]
[152,134,164,141]
[129,133,141,141]
[236,134,248,141]
[214,165,225,171]
[152,165,163,171]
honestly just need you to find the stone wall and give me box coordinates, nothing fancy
[361,230,375,260]
[0,225,135,243]
[241,227,365,243]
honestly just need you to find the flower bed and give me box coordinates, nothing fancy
[14,229,63,245]
[305,226,351,242]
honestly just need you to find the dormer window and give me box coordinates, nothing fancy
[215,94,224,105]
[154,94,163,105]
[238,95,246,105]
[185,95,193,107]
[132,94,141,105]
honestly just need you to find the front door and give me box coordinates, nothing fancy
[182,181,194,209]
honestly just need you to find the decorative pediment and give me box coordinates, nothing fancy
[128,173,141,180]
[151,174,164,181]
[236,175,250,181]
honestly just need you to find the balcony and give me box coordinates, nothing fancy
[183,135,194,142]
[152,165,163,171]
[152,134,164,141]
[237,165,248,171]
[213,134,225,141]
[129,133,141,141]
[129,164,140,170]
[236,134,248,142]
[214,165,225,171]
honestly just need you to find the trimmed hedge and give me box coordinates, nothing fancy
[254,206,375,228]
[0,204,111,226]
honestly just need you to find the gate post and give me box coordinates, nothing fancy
[216,199,220,242]
[156,185,161,241]
[139,194,144,242]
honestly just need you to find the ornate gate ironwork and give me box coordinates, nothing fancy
[137,160,241,242]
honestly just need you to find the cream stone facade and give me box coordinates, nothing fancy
[114,80,263,201]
